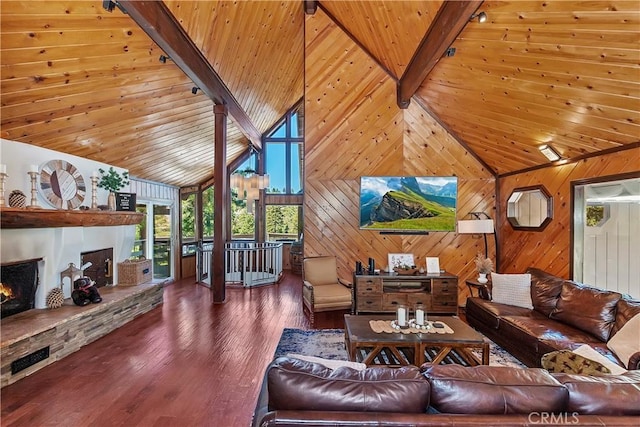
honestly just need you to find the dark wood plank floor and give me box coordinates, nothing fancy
[1,271,345,427]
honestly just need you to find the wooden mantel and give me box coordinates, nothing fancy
[0,207,143,229]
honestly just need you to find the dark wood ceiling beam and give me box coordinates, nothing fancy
[118,0,262,150]
[397,0,483,109]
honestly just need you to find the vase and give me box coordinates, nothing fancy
[478,273,488,284]
[107,192,116,210]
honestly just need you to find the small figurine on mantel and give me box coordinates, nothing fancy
[71,277,102,306]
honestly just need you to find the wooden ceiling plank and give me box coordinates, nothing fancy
[397,0,483,108]
[424,82,639,137]
[117,0,262,149]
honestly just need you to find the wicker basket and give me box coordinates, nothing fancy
[118,257,152,286]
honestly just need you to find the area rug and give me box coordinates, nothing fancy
[274,328,525,368]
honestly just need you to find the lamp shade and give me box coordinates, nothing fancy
[457,219,494,234]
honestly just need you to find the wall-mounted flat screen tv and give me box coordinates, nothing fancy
[359,176,457,232]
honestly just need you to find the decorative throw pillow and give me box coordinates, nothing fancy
[490,273,533,309]
[541,350,610,375]
[287,353,366,371]
[572,344,627,375]
[607,313,640,369]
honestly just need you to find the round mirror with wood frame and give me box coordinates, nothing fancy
[507,185,553,230]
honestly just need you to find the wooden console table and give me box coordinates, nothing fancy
[353,271,458,315]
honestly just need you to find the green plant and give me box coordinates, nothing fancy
[97,167,129,193]
[474,252,493,274]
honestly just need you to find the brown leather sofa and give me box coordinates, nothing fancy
[465,267,640,369]
[252,356,640,426]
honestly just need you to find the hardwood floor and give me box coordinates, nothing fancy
[1,271,344,427]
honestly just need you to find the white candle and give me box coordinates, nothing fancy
[30,164,38,173]
[397,307,406,327]
[416,308,425,326]
[0,164,6,174]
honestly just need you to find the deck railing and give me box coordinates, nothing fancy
[197,241,283,288]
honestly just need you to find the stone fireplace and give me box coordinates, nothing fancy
[1,259,40,319]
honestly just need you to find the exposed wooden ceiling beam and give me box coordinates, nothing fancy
[118,0,262,150]
[397,0,483,109]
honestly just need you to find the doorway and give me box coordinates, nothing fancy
[572,174,639,297]
[133,202,174,281]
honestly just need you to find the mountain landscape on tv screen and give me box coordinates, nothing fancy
[360,177,457,231]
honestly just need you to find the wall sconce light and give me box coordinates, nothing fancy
[470,11,487,23]
[457,212,495,258]
[159,55,172,63]
[191,87,200,95]
[538,144,561,162]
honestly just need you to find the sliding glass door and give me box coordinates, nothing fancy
[132,202,174,281]
[153,205,172,279]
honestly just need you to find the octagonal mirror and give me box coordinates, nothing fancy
[507,185,553,230]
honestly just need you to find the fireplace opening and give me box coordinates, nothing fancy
[1,258,40,319]
[80,248,113,287]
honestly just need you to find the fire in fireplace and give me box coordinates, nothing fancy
[1,259,40,319]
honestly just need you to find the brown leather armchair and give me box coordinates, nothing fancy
[302,256,353,327]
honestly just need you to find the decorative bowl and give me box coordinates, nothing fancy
[394,268,419,276]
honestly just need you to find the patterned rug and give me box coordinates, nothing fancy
[274,328,525,368]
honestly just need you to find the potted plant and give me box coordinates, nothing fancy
[474,252,493,284]
[97,167,129,210]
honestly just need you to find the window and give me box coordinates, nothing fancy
[264,104,304,195]
[202,186,214,239]
[231,154,257,240]
[265,205,302,242]
[181,193,197,256]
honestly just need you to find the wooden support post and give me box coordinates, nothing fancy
[212,104,228,303]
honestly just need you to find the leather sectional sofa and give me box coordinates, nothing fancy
[466,267,640,369]
[252,356,640,426]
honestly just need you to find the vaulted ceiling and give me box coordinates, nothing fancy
[1,1,638,187]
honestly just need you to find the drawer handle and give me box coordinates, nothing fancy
[366,280,374,284]
[390,301,398,305]
[366,287,373,292]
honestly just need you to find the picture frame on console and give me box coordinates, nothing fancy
[388,253,415,270]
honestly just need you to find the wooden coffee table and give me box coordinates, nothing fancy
[344,314,489,367]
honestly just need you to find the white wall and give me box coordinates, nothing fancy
[583,202,640,298]
[1,139,135,308]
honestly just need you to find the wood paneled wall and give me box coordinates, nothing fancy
[497,147,640,278]
[304,9,495,304]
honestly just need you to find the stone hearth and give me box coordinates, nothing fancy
[1,282,164,388]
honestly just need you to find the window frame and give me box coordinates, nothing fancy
[264,106,304,195]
